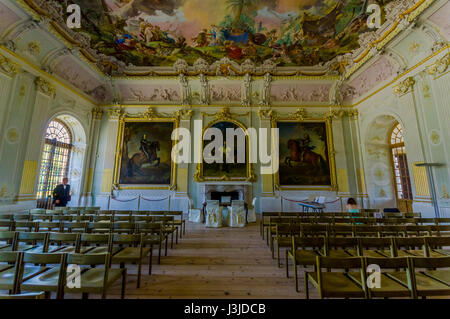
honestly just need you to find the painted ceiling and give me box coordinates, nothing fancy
[65,0,394,68]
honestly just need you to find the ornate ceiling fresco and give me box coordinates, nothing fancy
[18,0,437,78]
[54,0,394,68]
[0,0,446,104]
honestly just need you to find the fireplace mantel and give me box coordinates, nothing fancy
[201,184,252,204]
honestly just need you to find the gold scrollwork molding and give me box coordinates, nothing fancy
[175,108,193,120]
[35,77,55,97]
[393,77,415,96]
[258,109,275,121]
[92,107,103,120]
[427,52,450,79]
[0,53,20,76]
[202,107,250,122]
[107,108,123,120]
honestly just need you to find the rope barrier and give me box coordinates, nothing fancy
[110,197,139,203]
[281,197,341,204]
[140,196,170,202]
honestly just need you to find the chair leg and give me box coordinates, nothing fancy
[158,241,162,264]
[149,244,153,275]
[175,228,179,245]
[305,273,309,299]
[171,231,174,249]
[137,261,142,289]
[165,236,168,256]
[121,269,127,299]
[285,250,289,278]
[82,292,89,299]
[183,221,186,235]
[294,262,299,293]
[277,245,281,267]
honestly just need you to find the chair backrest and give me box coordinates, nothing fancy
[231,200,245,213]
[0,220,15,231]
[0,251,23,294]
[23,252,66,265]
[111,233,143,246]
[0,231,17,244]
[80,233,111,246]
[48,232,79,245]
[317,256,363,269]
[206,200,220,212]
[67,253,110,266]
[0,251,22,264]
[0,292,45,299]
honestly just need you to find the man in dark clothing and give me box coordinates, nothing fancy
[53,177,71,207]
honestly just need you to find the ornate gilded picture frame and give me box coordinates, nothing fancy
[194,112,255,183]
[113,112,179,190]
[272,116,336,190]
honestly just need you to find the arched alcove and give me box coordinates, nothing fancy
[37,114,87,207]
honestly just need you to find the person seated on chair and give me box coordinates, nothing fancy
[346,198,360,213]
[53,177,71,207]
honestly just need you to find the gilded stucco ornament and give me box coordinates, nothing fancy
[427,53,449,79]
[0,53,20,75]
[393,77,415,96]
[35,77,55,97]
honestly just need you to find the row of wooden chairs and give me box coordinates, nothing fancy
[270,223,450,265]
[260,211,426,239]
[3,210,186,239]
[286,235,450,294]
[304,255,450,299]
[0,231,158,290]
[0,221,167,262]
[1,217,179,250]
[0,251,126,299]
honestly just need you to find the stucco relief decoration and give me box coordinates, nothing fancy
[120,84,180,102]
[35,77,55,97]
[271,83,331,103]
[347,56,396,98]
[0,53,20,75]
[427,52,450,79]
[393,77,415,96]
[210,83,241,102]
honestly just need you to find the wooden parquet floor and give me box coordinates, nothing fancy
[101,221,315,299]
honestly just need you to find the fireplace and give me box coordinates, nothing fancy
[201,184,252,204]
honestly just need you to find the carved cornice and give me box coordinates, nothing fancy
[393,77,415,96]
[35,77,55,97]
[92,107,103,120]
[107,108,123,120]
[427,52,450,79]
[175,109,193,120]
[0,53,20,76]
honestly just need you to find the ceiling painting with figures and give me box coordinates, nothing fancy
[61,0,394,68]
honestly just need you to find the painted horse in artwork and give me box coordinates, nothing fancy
[127,141,161,176]
[285,139,326,169]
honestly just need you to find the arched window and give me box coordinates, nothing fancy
[36,119,72,201]
[390,122,413,200]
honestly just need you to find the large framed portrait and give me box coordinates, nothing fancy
[113,118,177,189]
[194,119,255,182]
[274,119,336,189]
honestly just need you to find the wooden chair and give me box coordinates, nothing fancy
[351,237,393,258]
[111,233,151,288]
[323,237,359,258]
[0,220,15,232]
[0,231,18,251]
[402,257,450,298]
[286,236,325,292]
[305,256,365,299]
[394,237,433,257]
[424,236,450,257]
[19,252,67,299]
[353,225,381,237]
[87,222,113,234]
[356,257,411,299]
[0,251,23,294]
[14,221,38,233]
[0,292,45,299]
[112,222,137,234]
[136,222,163,264]
[80,234,119,255]
[65,253,126,299]
[37,221,62,233]
[61,221,88,233]
[13,232,49,253]
[272,222,300,267]
[47,233,80,254]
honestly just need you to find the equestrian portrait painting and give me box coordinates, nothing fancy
[118,121,174,185]
[277,121,334,187]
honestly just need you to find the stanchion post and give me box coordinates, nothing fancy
[138,195,141,211]
[168,196,171,212]
[108,195,111,211]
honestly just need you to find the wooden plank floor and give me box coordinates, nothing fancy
[102,221,315,299]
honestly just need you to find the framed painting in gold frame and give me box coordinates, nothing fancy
[194,118,255,182]
[272,117,336,190]
[113,116,178,190]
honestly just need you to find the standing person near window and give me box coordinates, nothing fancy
[346,198,360,213]
[53,177,71,207]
